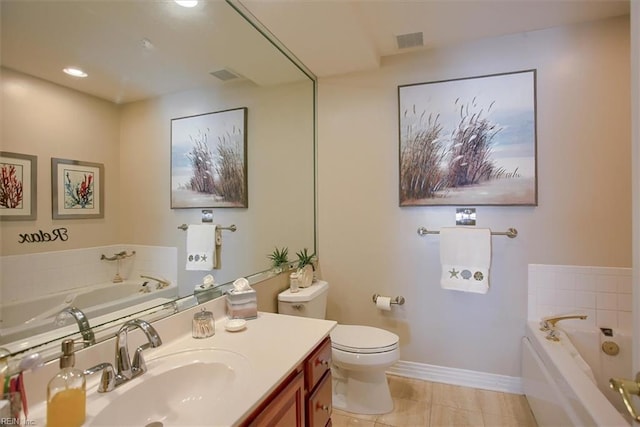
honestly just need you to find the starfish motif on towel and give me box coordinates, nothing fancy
[449,268,459,278]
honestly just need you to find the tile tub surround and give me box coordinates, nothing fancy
[24,305,336,426]
[0,244,177,303]
[527,264,632,330]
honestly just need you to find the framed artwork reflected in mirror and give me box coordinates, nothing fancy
[52,158,104,219]
[0,151,37,221]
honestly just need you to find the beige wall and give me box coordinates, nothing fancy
[118,80,315,294]
[317,16,630,377]
[1,68,121,255]
[632,2,639,376]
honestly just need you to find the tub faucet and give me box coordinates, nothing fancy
[140,274,171,289]
[55,307,95,346]
[539,314,587,332]
[115,319,162,382]
[610,374,640,422]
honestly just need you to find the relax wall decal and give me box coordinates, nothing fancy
[18,227,69,243]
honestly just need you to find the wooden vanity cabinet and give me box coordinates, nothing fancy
[247,370,305,427]
[305,337,332,427]
[242,337,333,427]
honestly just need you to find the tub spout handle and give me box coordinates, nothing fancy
[609,376,640,421]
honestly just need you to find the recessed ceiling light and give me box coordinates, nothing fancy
[63,67,88,78]
[175,0,198,7]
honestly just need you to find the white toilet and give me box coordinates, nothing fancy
[277,280,399,415]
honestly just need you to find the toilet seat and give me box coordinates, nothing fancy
[330,324,399,354]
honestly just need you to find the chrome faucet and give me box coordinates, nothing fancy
[539,314,587,332]
[140,274,171,289]
[55,307,95,346]
[83,319,161,393]
[115,319,162,381]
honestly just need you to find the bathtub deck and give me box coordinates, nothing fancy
[333,374,538,426]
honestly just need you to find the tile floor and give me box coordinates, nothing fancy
[332,375,538,427]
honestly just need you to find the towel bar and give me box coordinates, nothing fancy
[417,227,517,239]
[372,294,405,305]
[178,224,237,232]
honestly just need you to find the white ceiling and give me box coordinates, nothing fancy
[1,0,629,104]
[241,0,630,77]
[0,0,306,104]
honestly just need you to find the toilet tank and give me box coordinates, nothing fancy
[278,280,328,319]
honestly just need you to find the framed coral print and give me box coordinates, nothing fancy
[171,107,248,208]
[0,151,37,221]
[399,69,537,206]
[52,158,104,219]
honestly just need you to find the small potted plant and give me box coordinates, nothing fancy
[267,247,289,274]
[295,248,316,287]
[295,248,316,270]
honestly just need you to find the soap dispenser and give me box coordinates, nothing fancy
[47,339,86,427]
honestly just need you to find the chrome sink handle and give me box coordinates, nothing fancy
[132,343,153,374]
[610,376,640,421]
[84,362,116,393]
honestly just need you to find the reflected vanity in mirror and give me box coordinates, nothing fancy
[0,0,315,360]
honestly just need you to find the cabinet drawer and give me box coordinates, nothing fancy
[305,337,331,390]
[307,371,332,427]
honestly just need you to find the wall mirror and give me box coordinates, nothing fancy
[0,0,316,358]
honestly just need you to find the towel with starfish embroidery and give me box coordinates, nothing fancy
[440,227,491,294]
[186,224,216,271]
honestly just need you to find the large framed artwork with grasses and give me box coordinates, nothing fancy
[171,107,248,208]
[399,70,537,206]
[0,151,37,221]
[52,158,104,219]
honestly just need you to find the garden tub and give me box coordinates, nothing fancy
[522,320,631,426]
[0,281,177,344]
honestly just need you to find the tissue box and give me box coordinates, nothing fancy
[226,288,257,319]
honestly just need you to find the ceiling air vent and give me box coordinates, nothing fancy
[209,68,239,81]
[396,32,424,50]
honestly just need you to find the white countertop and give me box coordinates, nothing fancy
[28,312,336,426]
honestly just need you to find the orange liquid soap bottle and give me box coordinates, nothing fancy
[47,339,86,427]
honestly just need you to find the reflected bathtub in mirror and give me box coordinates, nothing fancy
[0,245,177,351]
[0,0,316,360]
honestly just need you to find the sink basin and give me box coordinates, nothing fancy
[87,348,251,426]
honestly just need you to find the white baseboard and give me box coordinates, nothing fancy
[387,360,523,395]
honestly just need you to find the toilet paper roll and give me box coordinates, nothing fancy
[376,296,392,311]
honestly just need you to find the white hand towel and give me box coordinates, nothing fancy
[440,227,491,294]
[186,224,216,271]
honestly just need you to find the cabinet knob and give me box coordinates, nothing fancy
[317,403,331,412]
[315,358,329,367]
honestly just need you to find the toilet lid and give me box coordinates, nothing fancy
[330,324,399,354]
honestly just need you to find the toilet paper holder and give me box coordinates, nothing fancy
[372,294,405,305]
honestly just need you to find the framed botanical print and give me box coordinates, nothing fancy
[0,151,37,221]
[52,158,104,219]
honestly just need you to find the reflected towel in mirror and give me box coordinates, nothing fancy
[186,224,216,271]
